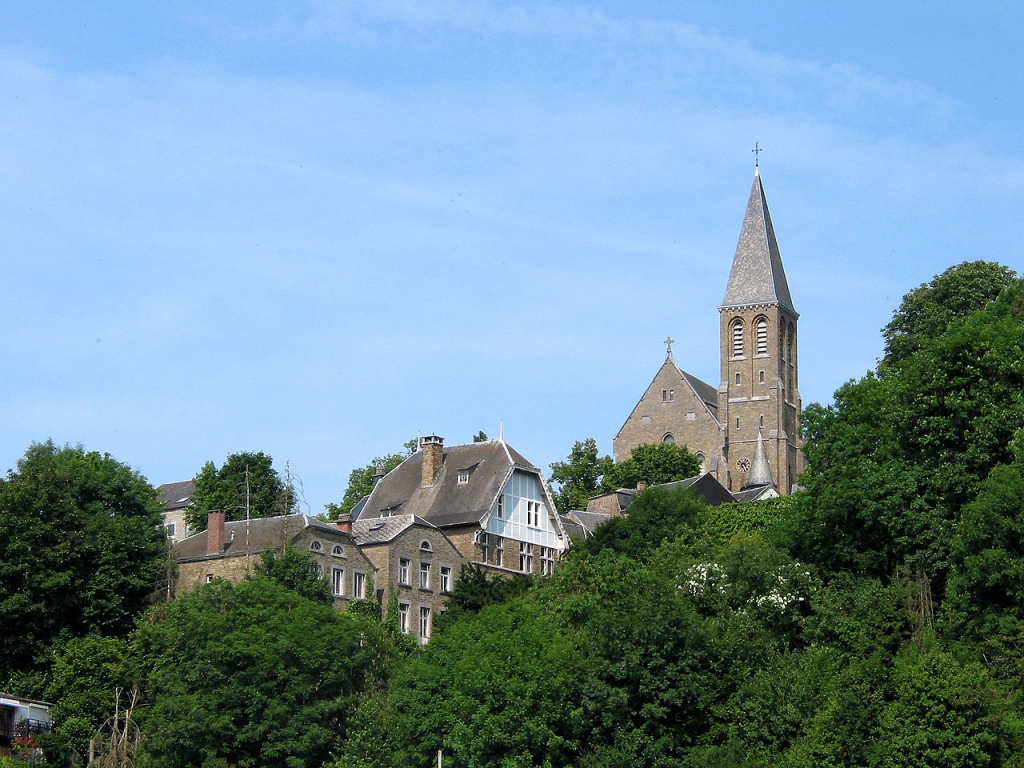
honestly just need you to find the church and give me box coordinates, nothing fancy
[613,167,803,496]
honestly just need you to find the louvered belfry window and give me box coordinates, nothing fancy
[732,319,744,356]
[756,317,768,355]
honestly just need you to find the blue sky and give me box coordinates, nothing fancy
[1,2,1022,512]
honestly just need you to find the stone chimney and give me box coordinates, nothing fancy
[334,514,353,536]
[421,435,444,487]
[207,509,226,556]
[371,468,386,488]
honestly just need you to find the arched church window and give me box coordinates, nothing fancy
[662,433,675,444]
[696,453,706,473]
[755,317,768,355]
[731,318,744,357]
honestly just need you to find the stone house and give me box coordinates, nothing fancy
[355,436,570,577]
[174,511,376,610]
[157,479,194,542]
[351,514,463,644]
[614,168,803,495]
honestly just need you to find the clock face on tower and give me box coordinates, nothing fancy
[737,457,751,472]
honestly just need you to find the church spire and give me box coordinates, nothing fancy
[721,170,796,314]
[744,431,775,489]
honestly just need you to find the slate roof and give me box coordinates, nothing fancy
[744,431,775,489]
[351,514,437,546]
[675,362,719,417]
[158,480,194,511]
[567,510,615,535]
[355,440,535,528]
[721,169,796,314]
[558,515,591,542]
[175,513,351,561]
[658,473,737,506]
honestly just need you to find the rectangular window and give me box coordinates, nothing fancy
[206,573,214,584]
[457,468,470,484]
[419,562,430,590]
[662,389,667,402]
[332,567,345,597]
[419,606,432,644]
[494,536,504,568]
[526,500,541,527]
[520,542,533,573]
[398,603,410,634]
[399,558,410,585]
[759,370,765,384]
[496,494,504,519]
[480,533,490,564]
[440,566,452,593]
[165,522,176,539]
[540,547,555,576]
[735,372,741,385]
[353,571,366,600]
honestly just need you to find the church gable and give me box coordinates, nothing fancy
[613,357,722,464]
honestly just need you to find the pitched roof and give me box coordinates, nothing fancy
[675,362,719,415]
[649,472,736,506]
[157,480,194,511]
[174,513,351,561]
[567,510,615,535]
[744,431,775,489]
[351,514,437,545]
[721,169,796,314]
[355,440,536,528]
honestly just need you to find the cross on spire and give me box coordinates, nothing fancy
[664,336,674,357]
[752,140,762,168]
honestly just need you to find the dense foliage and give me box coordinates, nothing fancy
[0,442,167,694]
[549,439,700,513]
[187,451,295,531]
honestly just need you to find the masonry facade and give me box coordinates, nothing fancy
[613,168,804,494]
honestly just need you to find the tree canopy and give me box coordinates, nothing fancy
[0,441,167,694]
[328,451,408,518]
[548,438,614,513]
[186,451,294,531]
[881,260,1016,365]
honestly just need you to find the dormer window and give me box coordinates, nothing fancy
[457,468,470,485]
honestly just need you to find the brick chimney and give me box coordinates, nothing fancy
[334,513,353,536]
[420,435,444,487]
[207,510,226,555]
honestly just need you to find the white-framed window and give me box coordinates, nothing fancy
[662,433,675,444]
[526,500,541,528]
[440,566,452,593]
[420,540,432,552]
[496,494,504,519]
[353,571,366,600]
[419,606,432,644]
[398,602,410,634]
[419,562,430,590]
[540,547,555,576]
[755,316,768,355]
[494,536,504,567]
[310,540,322,552]
[732,318,744,357]
[669,389,675,401]
[332,545,345,557]
[399,558,410,585]
[480,533,491,563]
[332,567,345,597]
[520,542,533,573]
[165,522,176,539]
[457,468,470,485]
[206,573,215,584]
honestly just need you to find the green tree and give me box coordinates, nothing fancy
[548,438,614,513]
[328,452,407,518]
[604,442,701,491]
[254,546,332,605]
[472,431,489,443]
[0,441,167,691]
[881,260,1016,365]
[433,563,533,632]
[186,451,294,531]
[133,576,397,768]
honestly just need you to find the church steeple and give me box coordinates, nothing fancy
[744,431,774,489]
[721,169,796,314]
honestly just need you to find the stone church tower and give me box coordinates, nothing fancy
[613,167,803,494]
